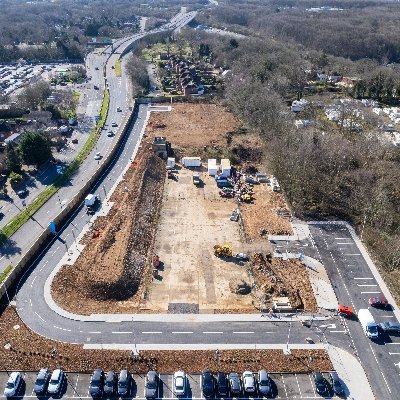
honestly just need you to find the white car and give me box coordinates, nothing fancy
[94,152,101,160]
[47,369,64,395]
[173,371,186,396]
[4,372,22,397]
[242,371,255,393]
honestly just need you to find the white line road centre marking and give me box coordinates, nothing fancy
[203,332,223,334]
[34,312,45,323]
[53,325,71,332]
[88,332,101,334]
[112,331,132,334]
[171,331,193,334]
[30,276,36,287]
[233,331,254,334]
[141,331,163,334]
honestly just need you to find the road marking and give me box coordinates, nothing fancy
[335,237,349,240]
[343,253,361,256]
[361,291,381,294]
[294,374,302,398]
[142,331,162,334]
[381,315,394,318]
[88,331,101,334]
[357,284,378,287]
[337,243,352,245]
[0,256,4,261]
[389,352,400,355]
[112,331,132,334]
[172,331,193,334]
[53,325,71,332]
[203,331,223,334]
[330,330,347,333]
[30,276,37,287]
[29,298,32,307]
[368,341,391,393]
[385,343,400,345]
[233,331,254,334]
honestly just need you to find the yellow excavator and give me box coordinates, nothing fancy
[213,244,233,258]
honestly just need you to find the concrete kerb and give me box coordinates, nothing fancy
[83,343,326,351]
[308,220,400,321]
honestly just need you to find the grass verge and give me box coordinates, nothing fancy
[115,58,122,77]
[0,88,110,242]
[0,265,13,285]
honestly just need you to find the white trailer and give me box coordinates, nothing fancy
[182,157,201,167]
[207,159,218,176]
[167,157,175,170]
[358,308,379,339]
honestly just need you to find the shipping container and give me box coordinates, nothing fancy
[220,158,231,177]
[182,157,201,167]
[208,158,218,176]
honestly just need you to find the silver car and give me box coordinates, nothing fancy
[257,370,271,396]
[242,371,255,393]
[144,371,158,399]
[47,369,64,395]
[173,371,186,396]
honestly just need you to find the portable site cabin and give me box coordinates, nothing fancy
[167,157,175,169]
[182,157,201,167]
[208,159,218,176]
[220,158,231,177]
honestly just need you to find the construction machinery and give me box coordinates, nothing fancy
[193,173,200,185]
[213,244,233,258]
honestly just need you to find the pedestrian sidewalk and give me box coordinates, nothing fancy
[326,344,375,400]
[268,221,310,242]
[303,256,339,311]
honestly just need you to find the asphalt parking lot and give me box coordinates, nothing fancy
[0,372,341,399]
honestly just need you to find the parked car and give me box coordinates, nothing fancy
[104,371,116,396]
[0,212,4,220]
[369,296,388,308]
[94,85,99,90]
[379,321,400,334]
[116,107,122,112]
[242,371,255,393]
[47,369,64,396]
[107,130,114,137]
[4,372,22,397]
[202,369,215,398]
[117,370,130,397]
[34,368,50,395]
[216,372,228,396]
[89,368,104,397]
[94,152,101,160]
[111,121,118,127]
[144,371,158,399]
[328,371,344,396]
[257,370,272,396]
[228,372,241,396]
[256,173,269,183]
[312,372,329,395]
[173,371,186,396]
[17,189,28,198]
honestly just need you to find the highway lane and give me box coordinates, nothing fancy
[308,223,400,400]
[0,11,195,272]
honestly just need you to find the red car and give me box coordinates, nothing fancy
[369,296,388,308]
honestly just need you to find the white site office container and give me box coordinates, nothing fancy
[220,158,231,177]
[167,157,175,168]
[208,159,218,176]
[182,157,201,167]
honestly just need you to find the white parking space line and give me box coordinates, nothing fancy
[343,253,361,256]
[337,243,352,245]
[294,374,302,398]
[357,284,378,287]
[386,343,400,345]
[389,352,400,355]
[335,237,349,240]
[361,291,381,294]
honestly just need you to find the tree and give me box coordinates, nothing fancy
[229,38,239,48]
[5,144,22,172]
[19,131,51,167]
[9,171,23,186]
[17,79,51,111]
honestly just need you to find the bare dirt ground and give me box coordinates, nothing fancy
[0,306,331,373]
[147,169,255,313]
[252,253,318,312]
[145,103,238,148]
[240,184,293,240]
[51,137,166,314]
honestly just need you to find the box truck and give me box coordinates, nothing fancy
[358,309,379,339]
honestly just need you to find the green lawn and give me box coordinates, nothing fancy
[0,88,110,243]
[115,59,122,77]
[0,265,13,285]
